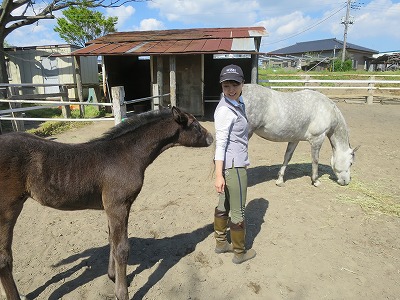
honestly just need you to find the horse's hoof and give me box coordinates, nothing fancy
[275,180,285,187]
[312,180,321,187]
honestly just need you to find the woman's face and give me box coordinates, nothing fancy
[221,80,243,101]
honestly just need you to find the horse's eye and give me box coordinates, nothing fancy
[191,121,201,131]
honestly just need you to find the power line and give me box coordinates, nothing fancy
[261,3,347,46]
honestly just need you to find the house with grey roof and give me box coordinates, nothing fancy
[262,38,378,71]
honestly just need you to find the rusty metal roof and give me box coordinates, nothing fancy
[72,27,268,56]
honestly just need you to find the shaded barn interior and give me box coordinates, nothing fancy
[105,56,152,112]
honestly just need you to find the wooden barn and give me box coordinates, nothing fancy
[71,27,268,117]
[5,44,99,100]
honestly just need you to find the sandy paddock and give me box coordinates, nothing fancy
[2,101,400,300]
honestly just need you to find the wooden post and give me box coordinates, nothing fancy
[101,56,108,101]
[59,85,71,118]
[111,86,126,125]
[152,84,160,110]
[157,56,163,107]
[73,56,84,117]
[251,54,258,84]
[304,75,311,88]
[366,76,375,104]
[7,86,24,132]
[169,56,176,107]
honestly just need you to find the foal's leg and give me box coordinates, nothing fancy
[276,141,299,186]
[105,203,131,300]
[107,221,116,282]
[0,199,24,300]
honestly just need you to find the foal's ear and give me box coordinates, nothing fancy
[172,106,189,125]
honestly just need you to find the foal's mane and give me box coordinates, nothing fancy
[93,109,172,142]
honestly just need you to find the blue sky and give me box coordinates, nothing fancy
[6,0,400,53]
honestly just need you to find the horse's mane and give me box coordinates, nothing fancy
[330,102,350,144]
[92,109,172,141]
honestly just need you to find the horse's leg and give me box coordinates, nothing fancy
[276,141,299,186]
[105,203,131,300]
[310,142,323,187]
[0,199,24,300]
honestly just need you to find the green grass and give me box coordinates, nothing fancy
[258,68,400,77]
[258,68,400,90]
[26,105,110,137]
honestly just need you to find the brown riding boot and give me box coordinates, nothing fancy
[214,208,233,253]
[230,221,256,264]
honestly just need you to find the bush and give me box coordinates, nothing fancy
[331,59,353,72]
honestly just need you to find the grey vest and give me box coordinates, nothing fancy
[216,95,249,169]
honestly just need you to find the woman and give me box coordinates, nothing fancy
[213,64,256,264]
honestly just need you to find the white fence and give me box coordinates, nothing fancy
[0,83,168,133]
[259,75,400,104]
[1,78,399,133]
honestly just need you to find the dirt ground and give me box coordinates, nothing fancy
[3,101,400,300]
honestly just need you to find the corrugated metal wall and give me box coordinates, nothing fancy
[6,45,98,100]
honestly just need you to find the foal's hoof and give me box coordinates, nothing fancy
[275,178,285,187]
[108,273,116,282]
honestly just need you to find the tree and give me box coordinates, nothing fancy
[0,0,147,85]
[54,6,117,47]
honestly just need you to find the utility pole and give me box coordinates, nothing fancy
[341,0,353,62]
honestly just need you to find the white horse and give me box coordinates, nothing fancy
[242,83,359,186]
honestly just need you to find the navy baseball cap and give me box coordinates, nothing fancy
[219,64,244,83]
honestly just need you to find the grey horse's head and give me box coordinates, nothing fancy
[331,145,360,185]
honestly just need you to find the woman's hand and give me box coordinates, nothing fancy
[215,175,225,194]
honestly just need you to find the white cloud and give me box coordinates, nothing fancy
[31,24,48,33]
[147,0,260,26]
[6,0,400,51]
[256,11,318,50]
[350,1,400,38]
[260,12,313,37]
[105,5,135,29]
[327,0,400,50]
[7,26,61,46]
[138,19,165,31]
